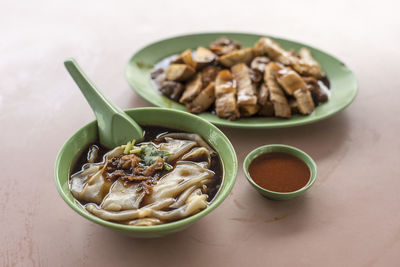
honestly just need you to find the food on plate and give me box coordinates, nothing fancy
[151,37,329,120]
[69,126,223,226]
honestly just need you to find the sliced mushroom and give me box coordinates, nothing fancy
[194,46,216,68]
[209,37,242,56]
[250,56,271,73]
[159,80,184,101]
[166,64,195,81]
[303,76,329,104]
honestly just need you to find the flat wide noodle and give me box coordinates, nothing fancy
[101,179,145,211]
[147,162,213,204]
[71,135,217,226]
[70,147,123,204]
[159,137,196,162]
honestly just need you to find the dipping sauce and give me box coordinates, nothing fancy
[248,152,310,192]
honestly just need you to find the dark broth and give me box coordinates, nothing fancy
[71,125,223,203]
[248,152,310,192]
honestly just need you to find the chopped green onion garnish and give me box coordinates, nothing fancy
[129,148,142,154]
[123,141,133,154]
[164,163,173,171]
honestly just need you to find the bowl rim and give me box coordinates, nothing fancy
[54,107,238,232]
[243,144,317,196]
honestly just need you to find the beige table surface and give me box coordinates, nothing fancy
[1,0,400,266]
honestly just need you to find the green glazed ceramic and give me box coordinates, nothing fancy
[243,144,317,200]
[64,58,143,148]
[126,32,358,128]
[54,107,238,238]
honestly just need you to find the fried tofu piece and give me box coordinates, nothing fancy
[166,64,195,81]
[215,70,240,120]
[276,68,308,95]
[218,48,254,68]
[231,63,259,117]
[293,89,315,115]
[209,37,242,56]
[264,62,291,118]
[186,82,215,114]
[179,73,203,103]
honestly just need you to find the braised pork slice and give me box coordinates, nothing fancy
[257,83,274,116]
[166,64,195,81]
[231,63,259,116]
[276,67,308,95]
[293,89,315,115]
[258,82,269,106]
[218,48,254,68]
[215,70,240,120]
[179,73,203,103]
[254,37,296,66]
[293,48,323,78]
[209,37,242,56]
[264,62,291,118]
[186,82,215,114]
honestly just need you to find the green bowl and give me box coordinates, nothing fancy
[54,107,237,238]
[243,145,316,200]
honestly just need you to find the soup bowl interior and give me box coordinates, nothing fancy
[55,107,237,238]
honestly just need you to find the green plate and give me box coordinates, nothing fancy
[126,32,358,128]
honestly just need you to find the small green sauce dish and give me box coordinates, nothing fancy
[243,144,317,200]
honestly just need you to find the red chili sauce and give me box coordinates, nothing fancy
[248,152,310,192]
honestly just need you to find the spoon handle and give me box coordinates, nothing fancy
[64,58,143,147]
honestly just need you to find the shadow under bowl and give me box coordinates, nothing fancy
[55,107,237,238]
[243,144,317,201]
